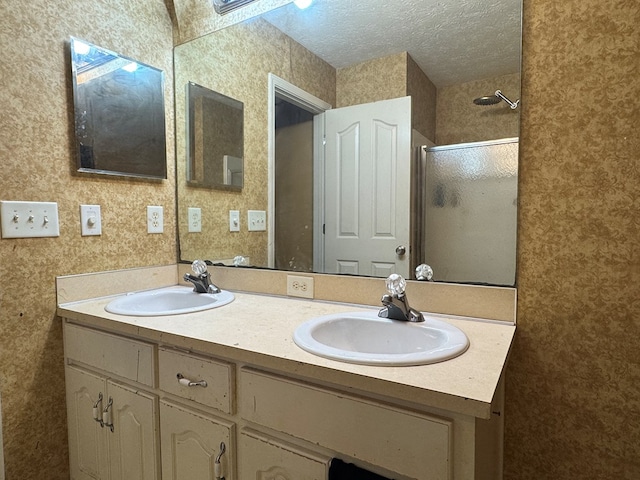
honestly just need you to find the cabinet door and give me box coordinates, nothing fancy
[66,366,109,480]
[160,400,234,480]
[239,429,330,480]
[107,381,160,480]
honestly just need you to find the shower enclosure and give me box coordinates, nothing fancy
[415,138,518,286]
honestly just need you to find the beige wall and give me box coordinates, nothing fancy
[436,72,521,145]
[507,0,639,478]
[0,0,638,478]
[337,52,437,142]
[175,18,335,265]
[0,0,175,478]
[336,52,408,108]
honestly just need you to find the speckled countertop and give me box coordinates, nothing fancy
[57,286,516,419]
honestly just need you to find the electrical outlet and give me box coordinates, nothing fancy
[188,207,201,232]
[147,206,164,234]
[80,204,102,236]
[286,275,314,299]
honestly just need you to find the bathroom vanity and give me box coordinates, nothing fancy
[57,269,515,480]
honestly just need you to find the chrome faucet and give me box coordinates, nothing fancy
[183,260,221,294]
[378,274,425,322]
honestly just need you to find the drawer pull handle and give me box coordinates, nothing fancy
[176,373,208,388]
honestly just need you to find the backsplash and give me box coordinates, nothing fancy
[56,264,516,323]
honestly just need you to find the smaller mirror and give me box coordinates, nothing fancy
[70,37,167,179]
[187,82,244,190]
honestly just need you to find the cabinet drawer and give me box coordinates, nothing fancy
[64,323,155,387]
[240,368,452,480]
[158,348,233,414]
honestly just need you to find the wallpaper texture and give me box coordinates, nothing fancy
[0,0,175,478]
[507,0,639,478]
[436,72,521,145]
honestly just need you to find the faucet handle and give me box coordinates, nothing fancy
[192,259,208,275]
[415,263,434,281]
[385,274,406,296]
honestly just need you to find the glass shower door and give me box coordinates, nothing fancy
[422,138,518,286]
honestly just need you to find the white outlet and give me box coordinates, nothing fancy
[80,204,102,236]
[0,201,60,238]
[229,210,240,232]
[248,210,267,232]
[188,207,201,232]
[286,275,314,299]
[147,206,164,234]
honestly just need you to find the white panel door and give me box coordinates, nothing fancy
[323,96,411,277]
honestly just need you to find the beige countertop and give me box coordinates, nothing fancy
[57,287,516,419]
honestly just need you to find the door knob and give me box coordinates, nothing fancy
[395,245,406,256]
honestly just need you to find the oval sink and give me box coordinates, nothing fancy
[293,311,469,366]
[105,286,234,316]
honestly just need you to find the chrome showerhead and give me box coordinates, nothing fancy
[473,90,520,109]
[473,95,501,106]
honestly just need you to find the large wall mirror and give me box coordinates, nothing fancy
[70,37,167,179]
[175,0,522,286]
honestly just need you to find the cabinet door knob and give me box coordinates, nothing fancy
[92,392,104,427]
[176,373,208,388]
[215,442,226,480]
[102,396,114,432]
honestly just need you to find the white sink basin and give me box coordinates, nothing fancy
[293,311,469,366]
[105,286,234,316]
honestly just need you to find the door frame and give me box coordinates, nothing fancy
[267,73,331,268]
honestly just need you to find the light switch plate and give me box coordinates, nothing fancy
[229,210,240,232]
[80,205,102,236]
[188,207,201,233]
[0,201,60,238]
[248,210,266,231]
[147,206,164,234]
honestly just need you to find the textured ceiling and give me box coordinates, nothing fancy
[262,0,522,87]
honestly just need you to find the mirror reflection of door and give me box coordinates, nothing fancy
[274,93,411,278]
[322,97,411,278]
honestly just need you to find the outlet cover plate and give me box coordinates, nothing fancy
[147,206,164,234]
[287,275,314,299]
[188,207,201,233]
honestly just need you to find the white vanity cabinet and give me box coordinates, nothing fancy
[63,323,233,480]
[64,325,159,480]
[62,314,507,480]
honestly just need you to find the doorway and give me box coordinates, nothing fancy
[267,74,330,270]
